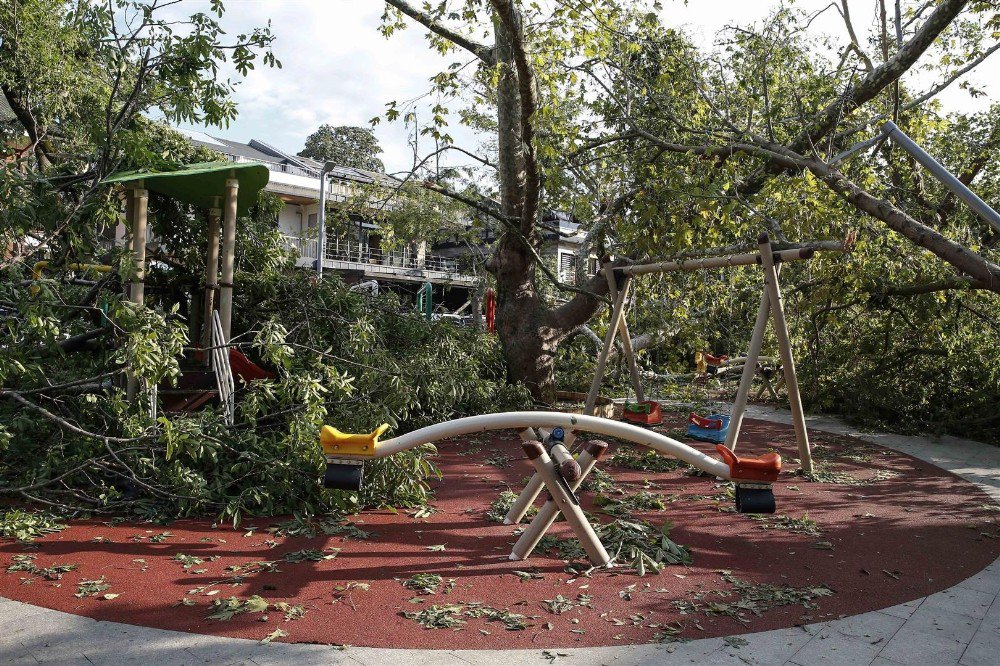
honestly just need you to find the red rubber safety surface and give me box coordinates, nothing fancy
[2,418,998,650]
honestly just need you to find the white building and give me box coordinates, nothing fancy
[178,129,477,290]
[178,129,596,302]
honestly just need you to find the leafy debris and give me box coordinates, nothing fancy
[611,449,685,473]
[486,490,538,523]
[283,548,339,563]
[75,576,111,598]
[6,554,77,581]
[0,509,67,542]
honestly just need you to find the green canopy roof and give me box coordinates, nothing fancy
[103,161,270,216]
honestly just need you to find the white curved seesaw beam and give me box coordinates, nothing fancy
[371,411,731,479]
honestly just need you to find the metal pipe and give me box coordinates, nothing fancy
[317,168,328,278]
[884,121,1000,233]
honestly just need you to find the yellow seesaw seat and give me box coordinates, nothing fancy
[320,423,390,457]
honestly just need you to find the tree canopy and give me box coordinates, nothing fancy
[298,124,385,172]
[378,0,998,414]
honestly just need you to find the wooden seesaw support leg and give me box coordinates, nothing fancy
[515,440,610,567]
[510,440,609,561]
[504,428,576,525]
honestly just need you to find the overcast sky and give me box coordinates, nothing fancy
[173,0,998,173]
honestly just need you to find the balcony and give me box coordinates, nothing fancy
[282,234,478,287]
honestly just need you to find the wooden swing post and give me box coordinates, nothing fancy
[583,263,632,416]
[758,233,813,473]
[606,266,645,404]
[724,264,781,453]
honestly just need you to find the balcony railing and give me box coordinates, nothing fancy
[282,234,472,283]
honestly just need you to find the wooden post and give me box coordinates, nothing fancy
[724,264,782,452]
[129,186,148,306]
[503,429,548,524]
[606,266,644,403]
[510,440,608,560]
[584,264,631,415]
[126,184,148,402]
[515,441,610,567]
[504,427,580,525]
[202,206,222,354]
[758,233,812,473]
[218,177,238,342]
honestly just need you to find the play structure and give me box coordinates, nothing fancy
[487,232,852,549]
[320,410,782,567]
[96,162,273,420]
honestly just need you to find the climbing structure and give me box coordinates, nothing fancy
[103,161,272,421]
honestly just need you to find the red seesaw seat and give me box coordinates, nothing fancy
[716,444,781,483]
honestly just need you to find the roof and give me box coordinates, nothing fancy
[175,127,401,187]
[103,161,270,216]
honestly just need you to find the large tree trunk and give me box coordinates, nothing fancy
[488,14,609,402]
[490,14,557,402]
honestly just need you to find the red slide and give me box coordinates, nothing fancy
[229,348,274,382]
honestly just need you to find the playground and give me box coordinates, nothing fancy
[2,408,998,653]
[4,1,1000,663]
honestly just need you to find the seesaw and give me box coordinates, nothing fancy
[319,412,781,567]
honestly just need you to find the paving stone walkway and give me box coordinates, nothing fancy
[2,406,998,665]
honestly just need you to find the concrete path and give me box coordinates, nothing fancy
[2,407,998,665]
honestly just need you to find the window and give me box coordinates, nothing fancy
[307,213,317,230]
[588,256,599,275]
[559,252,578,285]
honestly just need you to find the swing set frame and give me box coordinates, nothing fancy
[580,231,854,471]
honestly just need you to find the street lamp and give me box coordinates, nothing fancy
[316,161,338,278]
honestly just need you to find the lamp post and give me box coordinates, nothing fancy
[316,161,338,278]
